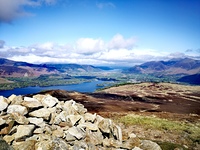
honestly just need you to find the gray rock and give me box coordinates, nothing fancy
[85,129,103,145]
[140,140,162,150]
[35,139,55,150]
[54,111,68,124]
[122,136,140,149]
[0,137,14,150]
[52,138,70,150]
[0,96,8,111]
[102,138,122,148]
[29,108,50,120]
[98,118,112,134]
[7,105,28,115]
[65,126,85,141]
[112,124,122,142]
[78,122,98,131]
[67,114,84,126]
[15,125,35,141]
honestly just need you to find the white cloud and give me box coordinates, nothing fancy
[2,34,200,66]
[108,34,136,50]
[75,38,105,54]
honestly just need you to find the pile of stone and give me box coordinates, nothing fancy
[0,94,162,150]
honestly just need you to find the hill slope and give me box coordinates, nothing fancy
[0,58,103,77]
[124,58,200,75]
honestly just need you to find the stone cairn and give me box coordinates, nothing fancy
[0,94,162,150]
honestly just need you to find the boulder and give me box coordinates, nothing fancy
[10,113,29,125]
[7,105,28,115]
[29,108,50,120]
[15,125,35,141]
[7,94,16,104]
[40,94,58,108]
[140,140,162,150]
[98,118,112,134]
[84,112,96,123]
[13,140,36,150]
[67,114,84,126]
[0,96,8,111]
[28,117,45,127]
[10,95,23,105]
[65,126,86,141]
[22,97,42,108]
[85,129,103,145]
[53,111,69,125]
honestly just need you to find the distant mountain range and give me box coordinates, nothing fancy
[1,57,200,85]
[124,58,200,75]
[0,58,102,77]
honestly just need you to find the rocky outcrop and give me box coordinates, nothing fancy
[0,94,162,150]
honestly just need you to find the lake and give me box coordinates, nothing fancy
[0,80,107,97]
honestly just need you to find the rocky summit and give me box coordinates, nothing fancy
[0,94,162,150]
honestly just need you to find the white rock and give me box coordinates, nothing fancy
[54,111,68,124]
[0,96,8,111]
[67,115,84,126]
[132,147,143,150]
[11,112,29,124]
[65,126,85,140]
[41,94,58,108]
[7,105,28,115]
[22,97,42,108]
[78,122,98,131]
[15,125,35,141]
[28,117,45,127]
[29,108,51,120]
[84,113,96,123]
[0,117,6,125]
[8,94,16,104]
[24,97,38,102]
[10,95,23,105]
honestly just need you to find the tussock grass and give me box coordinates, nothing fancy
[116,114,200,143]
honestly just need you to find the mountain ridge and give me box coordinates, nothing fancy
[124,58,200,75]
[0,58,103,77]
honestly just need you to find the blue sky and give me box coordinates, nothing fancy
[0,0,200,65]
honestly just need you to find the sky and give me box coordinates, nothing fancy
[0,0,200,66]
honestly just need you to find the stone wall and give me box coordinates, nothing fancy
[0,94,162,150]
